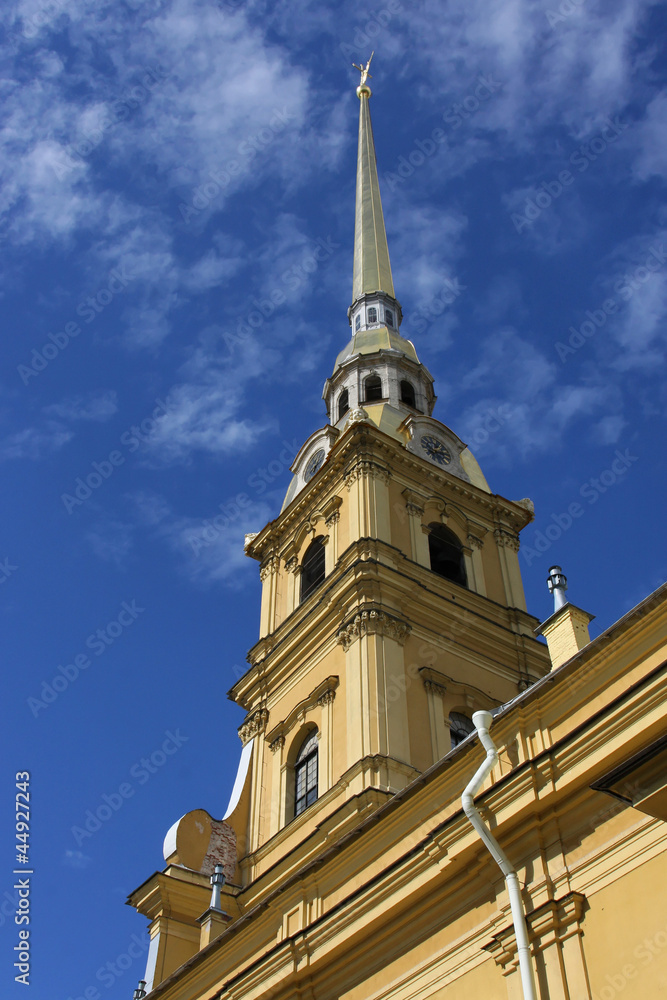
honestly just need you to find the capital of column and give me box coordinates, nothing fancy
[494,528,520,552]
[238,706,269,745]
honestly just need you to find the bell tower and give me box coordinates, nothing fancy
[233,61,551,868]
[129,60,551,990]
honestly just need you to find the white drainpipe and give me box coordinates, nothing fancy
[461,710,538,1000]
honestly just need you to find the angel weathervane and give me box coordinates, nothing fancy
[353,52,374,88]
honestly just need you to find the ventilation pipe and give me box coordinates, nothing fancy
[536,565,595,670]
[546,565,568,610]
[462,711,538,1000]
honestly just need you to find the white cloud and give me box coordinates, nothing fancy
[632,92,667,182]
[135,329,279,465]
[62,849,92,869]
[0,421,72,461]
[454,329,616,461]
[84,520,134,567]
[590,414,627,445]
[182,249,244,292]
[44,390,118,422]
[126,487,274,587]
[389,204,468,302]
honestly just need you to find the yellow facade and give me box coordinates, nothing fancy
[127,70,667,1000]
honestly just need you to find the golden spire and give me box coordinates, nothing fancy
[351,54,396,304]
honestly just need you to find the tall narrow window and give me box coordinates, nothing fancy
[450,712,475,748]
[300,537,326,602]
[364,374,383,402]
[355,314,361,332]
[367,306,377,324]
[338,389,349,420]
[400,380,416,408]
[428,523,467,587]
[294,730,319,816]
[385,308,394,328]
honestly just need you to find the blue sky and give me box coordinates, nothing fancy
[1,0,666,996]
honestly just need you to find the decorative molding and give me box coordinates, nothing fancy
[344,459,391,490]
[336,606,411,651]
[284,555,299,574]
[484,892,587,975]
[283,496,343,561]
[514,497,535,516]
[419,667,448,696]
[401,487,428,519]
[467,533,485,550]
[345,405,370,427]
[238,707,269,745]
[405,502,424,518]
[325,510,341,527]
[269,735,285,754]
[245,423,529,560]
[494,528,520,552]
[259,554,279,581]
[265,676,339,748]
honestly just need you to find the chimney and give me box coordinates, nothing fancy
[535,566,595,670]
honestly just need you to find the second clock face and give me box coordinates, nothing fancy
[420,435,451,466]
[304,449,325,481]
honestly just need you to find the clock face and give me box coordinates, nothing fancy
[304,449,325,481]
[420,435,451,466]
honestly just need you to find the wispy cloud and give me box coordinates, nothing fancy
[44,390,118,422]
[0,422,72,461]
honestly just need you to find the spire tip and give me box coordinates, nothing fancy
[352,52,374,98]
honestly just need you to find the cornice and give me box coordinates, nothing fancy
[244,423,533,564]
[265,676,339,747]
[231,536,547,706]
[483,891,587,973]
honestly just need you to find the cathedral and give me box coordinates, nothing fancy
[127,62,667,1000]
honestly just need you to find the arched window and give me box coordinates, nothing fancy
[338,389,349,420]
[428,523,467,587]
[364,374,383,402]
[355,314,361,332]
[385,308,394,328]
[450,711,475,749]
[300,537,326,602]
[294,730,319,816]
[400,380,416,408]
[367,306,377,324]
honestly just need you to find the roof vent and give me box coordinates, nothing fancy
[547,565,568,611]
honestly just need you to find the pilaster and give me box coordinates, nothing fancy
[494,528,527,610]
[419,667,449,762]
[466,532,487,596]
[344,456,392,544]
[259,553,280,637]
[402,488,430,567]
[337,605,412,790]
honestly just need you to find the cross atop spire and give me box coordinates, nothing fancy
[351,56,396,306]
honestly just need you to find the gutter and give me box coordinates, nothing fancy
[462,711,537,1000]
